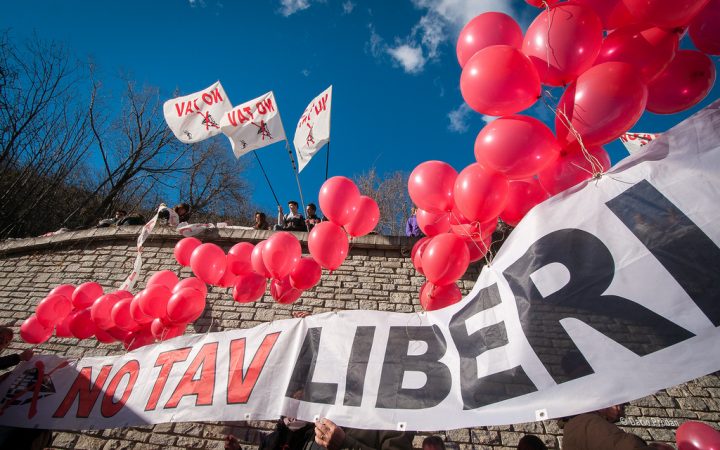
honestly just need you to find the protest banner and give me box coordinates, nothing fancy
[620,132,658,154]
[220,91,287,159]
[294,86,332,172]
[163,81,232,143]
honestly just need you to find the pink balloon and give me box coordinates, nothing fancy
[123,327,155,351]
[308,222,349,271]
[138,285,172,318]
[172,277,208,297]
[408,161,458,213]
[95,328,116,344]
[174,237,202,267]
[263,232,302,279]
[345,196,380,237]
[555,62,648,147]
[167,287,206,323]
[90,293,120,330]
[523,3,603,86]
[69,309,96,340]
[538,144,611,195]
[49,284,76,299]
[465,235,491,263]
[150,318,186,341]
[453,163,509,224]
[319,176,361,226]
[190,243,227,285]
[251,241,272,278]
[270,277,303,304]
[411,237,432,276]
[689,0,720,55]
[232,272,267,303]
[416,209,451,237]
[130,295,153,325]
[421,234,470,286]
[676,421,720,450]
[111,298,139,332]
[646,50,716,114]
[36,294,72,327]
[457,12,523,68]
[460,45,541,116]
[146,270,179,291]
[55,313,74,338]
[227,242,255,275]
[501,179,551,226]
[621,0,710,28]
[72,282,104,309]
[290,257,322,290]
[20,315,53,344]
[574,0,638,29]
[474,115,560,179]
[419,282,462,311]
[216,267,238,288]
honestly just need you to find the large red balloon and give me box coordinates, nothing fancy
[174,237,201,267]
[111,298,139,332]
[538,145,611,196]
[676,421,720,450]
[449,213,497,241]
[90,293,120,330]
[500,179,551,226]
[308,222,349,271]
[456,12,523,68]
[574,0,638,29]
[465,235,491,263]
[190,243,227,285]
[345,196,380,237]
[263,232,301,279]
[232,272,267,303]
[138,285,172,319]
[408,161,457,214]
[216,267,238,288]
[69,309,96,340]
[227,242,255,275]
[523,3,603,86]
[167,287,206,323]
[419,282,463,311]
[525,0,561,7]
[474,115,560,179]
[416,209,451,237]
[646,50,716,114]
[411,236,431,276]
[146,270,179,291]
[289,257,322,290]
[49,284,76,299]
[319,176,361,226]
[689,0,720,55]
[95,328,117,344]
[421,234,470,286]
[130,295,154,325]
[555,62,647,147]
[123,328,155,351]
[460,45,541,116]
[72,282,104,309]
[621,0,710,28]
[55,312,74,338]
[150,318,186,341]
[172,277,208,297]
[270,277,303,304]
[251,241,272,278]
[453,163,509,224]
[20,315,53,344]
[35,294,72,327]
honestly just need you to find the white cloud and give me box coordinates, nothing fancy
[301,69,311,77]
[448,103,472,133]
[411,0,517,32]
[188,0,207,7]
[366,24,385,59]
[482,114,498,124]
[279,0,311,16]
[342,0,355,14]
[387,44,426,74]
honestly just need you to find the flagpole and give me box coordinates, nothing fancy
[325,141,330,181]
[253,152,280,207]
[285,139,306,213]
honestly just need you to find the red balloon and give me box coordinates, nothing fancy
[319,176,361,226]
[72,282,104,309]
[150,318,186,341]
[107,327,131,342]
[36,294,72,327]
[146,270,179,291]
[290,257,322,290]
[621,0,710,28]
[90,293,120,330]
[95,328,116,344]
[415,209,450,237]
[190,243,227,285]
[538,144,611,195]
[113,290,134,300]
[345,196,380,237]
[419,282,462,311]
[456,12,523,68]
[172,277,208,297]
[55,313,74,338]
[270,277,303,304]
[227,242,255,275]
[676,421,720,450]
[646,50,716,114]
[450,214,497,242]
[216,267,238,288]
[574,0,638,29]
[500,179,551,226]
[474,115,560,179]
[555,62,647,147]
[263,232,302,279]
[421,234,470,286]
[49,284,76,299]
[20,315,53,344]
[174,237,202,267]
[232,272,267,303]
[460,45,541,116]
[167,287,206,323]
[411,237,431,276]
[465,235,491,263]
[523,3,603,86]
[123,327,155,351]
[111,298,139,332]
[130,295,153,325]
[453,163,509,224]
[138,285,172,318]
[251,241,272,278]
[308,222,349,271]
[689,0,720,55]
[596,26,679,83]
[69,309,96,340]
[408,161,458,213]
[525,0,561,7]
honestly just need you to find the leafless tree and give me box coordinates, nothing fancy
[354,167,411,236]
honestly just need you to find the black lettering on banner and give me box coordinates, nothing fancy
[504,228,694,384]
[376,325,451,409]
[606,179,720,326]
[449,284,537,410]
[343,326,375,407]
[285,328,338,404]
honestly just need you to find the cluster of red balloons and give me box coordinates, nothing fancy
[676,421,720,450]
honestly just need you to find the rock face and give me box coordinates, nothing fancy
[0,227,716,449]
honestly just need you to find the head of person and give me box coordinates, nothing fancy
[306,203,317,216]
[0,327,13,351]
[517,435,548,450]
[422,436,445,450]
[598,403,626,423]
[115,210,127,219]
[255,211,266,224]
[411,206,417,215]
[175,202,190,216]
[288,201,299,214]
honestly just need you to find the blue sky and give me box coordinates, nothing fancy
[2,0,718,217]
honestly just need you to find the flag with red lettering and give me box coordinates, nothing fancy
[219,91,286,158]
[620,132,658,154]
[162,81,233,144]
[293,86,332,172]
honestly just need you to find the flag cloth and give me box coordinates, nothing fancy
[162,81,232,143]
[620,132,658,154]
[219,91,286,158]
[293,86,332,172]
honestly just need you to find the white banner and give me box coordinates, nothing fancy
[220,91,287,159]
[620,132,658,154]
[1,102,719,431]
[163,81,232,143]
[293,86,332,172]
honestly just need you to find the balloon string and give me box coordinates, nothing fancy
[544,1,553,72]
[448,210,494,267]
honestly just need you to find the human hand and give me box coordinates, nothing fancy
[315,418,345,450]
[19,349,33,361]
[277,205,283,213]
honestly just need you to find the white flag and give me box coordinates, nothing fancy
[163,81,233,143]
[293,86,332,172]
[219,91,286,158]
[620,132,658,154]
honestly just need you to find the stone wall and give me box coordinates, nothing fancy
[0,227,717,450]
